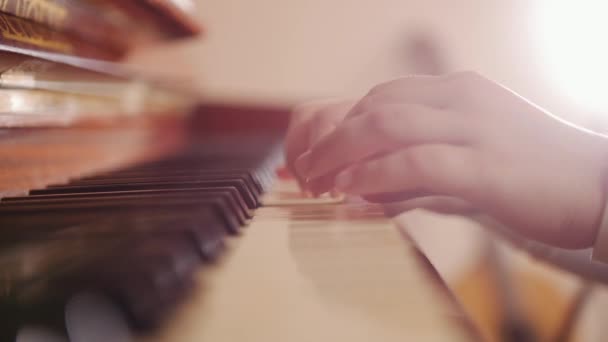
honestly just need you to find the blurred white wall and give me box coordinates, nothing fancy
[128,0,590,124]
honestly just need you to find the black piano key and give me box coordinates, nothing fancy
[101,168,266,196]
[125,234,201,283]
[38,177,258,210]
[174,220,226,261]
[87,242,194,300]
[120,156,269,188]
[0,192,242,235]
[18,186,252,223]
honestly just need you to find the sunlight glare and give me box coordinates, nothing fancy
[536,1,608,111]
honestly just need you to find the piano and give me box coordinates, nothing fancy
[1,102,479,341]
[0,1,484,340]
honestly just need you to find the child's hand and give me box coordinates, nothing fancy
[285,99,354,188]
[289,72,608,249]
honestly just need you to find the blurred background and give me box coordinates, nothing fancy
[126,1,608,340]
[128,0,608,128]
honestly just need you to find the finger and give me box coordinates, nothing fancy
[333,145,480,201]
[307,107,346,145]
[285,125,313,187]
[379,196,478,217]
[285,100,353,184]
[285,101,330,165]
[297,104,467,180]
[285,112,313,170]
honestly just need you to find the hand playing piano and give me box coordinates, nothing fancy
[284,99,356,188]
[286,71,608,249]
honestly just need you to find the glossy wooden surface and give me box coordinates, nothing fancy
[137,181,474,342]
[0,115,186,198]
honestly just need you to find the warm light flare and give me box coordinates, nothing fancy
[536,1,608,111]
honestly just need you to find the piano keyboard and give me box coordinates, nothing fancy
[138,180,475,342]
[0,120,476,341]
[0,131,283,340]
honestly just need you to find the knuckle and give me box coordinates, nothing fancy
[352,96,375,115]
[368,82,391,96]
